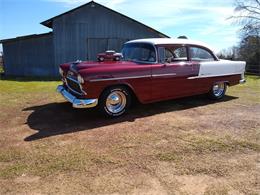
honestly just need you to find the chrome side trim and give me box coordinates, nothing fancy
[57,85,98,109]
[188,73,240,79]
[152,73,177,77]
[89,75,151,82]
[89,73,179,82]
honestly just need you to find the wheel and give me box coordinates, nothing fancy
[99,86,131,117]
[208,82,227,100]
[98,57,104,62]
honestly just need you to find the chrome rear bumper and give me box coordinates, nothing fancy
[239,79,246,84]
[57,85,98,108]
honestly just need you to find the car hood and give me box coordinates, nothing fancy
[60,60,143,78]
[76,60,137,70]
[60,59,153,82]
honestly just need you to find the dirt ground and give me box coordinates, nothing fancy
[0,76,259,195]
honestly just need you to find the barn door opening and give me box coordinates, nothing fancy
[86,38,129,61]
[86,38,108,61]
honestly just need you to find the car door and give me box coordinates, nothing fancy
[151,45,199,100]
[188,45,218,93]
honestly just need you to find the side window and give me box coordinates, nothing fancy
[173,47,187,60]
[164,46,188,62]
[190,47,215,61]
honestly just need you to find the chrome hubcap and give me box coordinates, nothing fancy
[213,83,225,97]
[106,91,126,114]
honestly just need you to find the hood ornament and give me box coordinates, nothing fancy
[70,60,82,72]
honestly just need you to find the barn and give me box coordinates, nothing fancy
[0,1,169,77]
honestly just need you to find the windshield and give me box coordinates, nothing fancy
[121,43,156,63]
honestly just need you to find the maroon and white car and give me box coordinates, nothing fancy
[57,38,246,117]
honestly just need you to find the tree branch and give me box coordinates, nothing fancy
[255,0,260,6]
[242,5,260,12]
[229,15,260,21]
[239,6,260,15]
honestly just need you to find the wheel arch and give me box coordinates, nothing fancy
[209,80,229,93]
[99,83,140,103]
[213,80,230,86]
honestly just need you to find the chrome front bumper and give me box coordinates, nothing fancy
[57,85,98,108]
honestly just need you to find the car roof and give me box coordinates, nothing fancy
[126,38,214,51]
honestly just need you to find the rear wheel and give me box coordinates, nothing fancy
[99,86,131,117]
[208,82,227,100]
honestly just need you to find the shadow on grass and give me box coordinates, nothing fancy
[23,95,238,141]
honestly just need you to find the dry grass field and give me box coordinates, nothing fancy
[0,76,259,194]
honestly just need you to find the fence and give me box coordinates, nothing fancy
[246,64,260,75]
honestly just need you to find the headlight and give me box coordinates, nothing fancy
[77,74,84,84]
[59,67,64,76]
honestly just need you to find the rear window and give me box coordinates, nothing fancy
[190,47,215,61]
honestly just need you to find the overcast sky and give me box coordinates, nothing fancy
[0,0,241,53]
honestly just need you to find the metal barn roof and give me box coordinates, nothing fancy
[0,32,52,44]
[40,1,169,38]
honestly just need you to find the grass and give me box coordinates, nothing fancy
[156,132,259,175]
[0,79,61,108]
[0,145,119,179]
[0,66,3,74]
[156,134,259,176]
[228,75,260,104]
[0,75,259,194]
[184,134,259,153]
[0,79,60,93]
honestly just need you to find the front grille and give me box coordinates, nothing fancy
[66,76,83,95]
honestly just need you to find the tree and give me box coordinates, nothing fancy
[217,47,239,60]
[229,0,260,74]
[239,36,260,65]
[177,36,188,39]
[230,0,260,36]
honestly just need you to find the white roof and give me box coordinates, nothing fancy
[126,38,214,51]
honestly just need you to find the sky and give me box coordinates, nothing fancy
[0,0,242,53]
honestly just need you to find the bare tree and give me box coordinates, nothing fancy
[229,0,260,36]
[217,47,239,60]
[228,0,260,74]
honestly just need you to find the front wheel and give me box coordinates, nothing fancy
[208,82,227,100]
[99,86,131,117]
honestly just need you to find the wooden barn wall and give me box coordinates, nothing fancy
[52,3,165,71]
[2,34,54,76]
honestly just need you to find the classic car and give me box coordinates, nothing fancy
[97,50,122,62]
[57,38,246,117]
